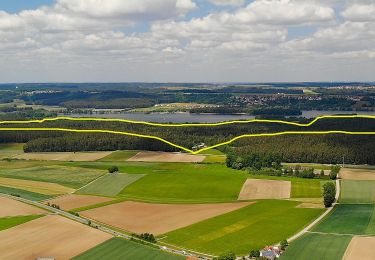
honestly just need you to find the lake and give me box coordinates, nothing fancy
[62,110,375,123]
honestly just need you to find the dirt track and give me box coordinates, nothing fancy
[238,179,291,200]
[127,151,206,163]
[343,236,375,260]
[14,151,113,162]
[82,201,253,235]
[340,168,375,181]
[45,194,113,210]
[0,215,112,259]
[0,197,46,217]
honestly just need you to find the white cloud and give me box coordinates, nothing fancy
[342,3,375,22]
[57,0,196,19]
[208,0,245,6]
[0,0,374,82]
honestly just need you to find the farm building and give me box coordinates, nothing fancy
[260,246,281,259]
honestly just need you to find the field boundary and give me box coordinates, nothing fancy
[0,115,374,154]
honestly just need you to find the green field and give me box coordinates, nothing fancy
[281,233,351,260]
[312,204,375,235]
[73,238,184,260]
[0,215,42,231]
[201,149,225,156]
[66,162,324,202]
[203,155,226,164]
[0,186,53,201]
[0,165,104,189]
[77,173,146,197]
[121,163,248,202]
[163,200,324,255]
[99,151,139,162]
[340,180,375,204]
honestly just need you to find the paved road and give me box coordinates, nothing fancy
[0,193,212,260]
[286,179,340,243]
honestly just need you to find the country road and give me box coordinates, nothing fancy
[0,193,212,260]
[286,178,340,243]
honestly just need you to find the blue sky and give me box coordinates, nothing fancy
[0,0,53,13]
[0,0,374,82]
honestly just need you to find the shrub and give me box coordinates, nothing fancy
[132,233,156,243]
[280,239,289,250]
[108,166,119,173]
[249,250,260,258]
[216,252,236,260]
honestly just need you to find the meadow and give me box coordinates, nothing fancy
[74,238,184,260]
[340,180,375,204]
[121,163,248,203]
[77,173,145,197]
[0,215,42,231]
[281,233,351,260]
[162,200,324,255]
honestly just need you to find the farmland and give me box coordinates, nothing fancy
[45,194,113,210]
[340,180,375,204]
[0,165,104,189]
[0,196,46,217]
[14,151,113,162]
[0,149,333,257]
[163,200,324,255]
[74,238,184,260]
[0,177,74,195]
[0,215,42,231]
[77,173,146,197]
[0,186,52,201]
[281,233,351,260]
[312,204,375,235]
[0,215,112,259]
[81,201,252,235]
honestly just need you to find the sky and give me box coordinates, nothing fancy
[0,0,374,83]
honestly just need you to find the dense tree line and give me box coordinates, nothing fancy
[232,135,375,165]
[22,133,178,153]
[0,117,373,165]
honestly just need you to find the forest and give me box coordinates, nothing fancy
[0,117,374,164]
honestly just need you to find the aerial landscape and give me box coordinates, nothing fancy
[1,1,375,260]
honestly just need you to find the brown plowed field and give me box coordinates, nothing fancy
[238,179,291,200]
[82,201,253,235]
[45,194,113,210]
[343,236,375,260]
[340,168,375,181]
[0,197,46,217]
[15,151,113,162]
[0,215,112,259]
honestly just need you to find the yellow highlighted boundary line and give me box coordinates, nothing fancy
[0,115,375,154]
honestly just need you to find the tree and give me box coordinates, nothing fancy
[280,239,289,250]
[320,169,325,178]
[323,182,336,207]
[108,166,119,174]
[249,250,260,258]
[216,252,236,260]
[330,165,340,180]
